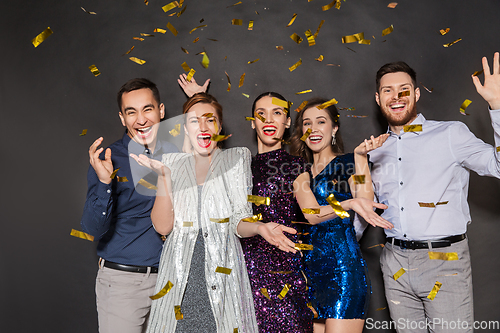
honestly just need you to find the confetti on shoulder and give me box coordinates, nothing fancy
[70,229,94,241]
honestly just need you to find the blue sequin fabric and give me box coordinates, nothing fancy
[240,149,313,333]
[304,153,370,319]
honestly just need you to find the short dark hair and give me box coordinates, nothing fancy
[376,61,417,91]
[117,78,161,111]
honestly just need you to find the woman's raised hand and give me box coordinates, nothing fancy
[257,222,298,253]
[354,133,390,156]
[178,73,210,97]
[130,153,171,177]
[341,197,393,229]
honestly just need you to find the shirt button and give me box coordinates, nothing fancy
[107,189,111,194]
[400,181,403,186]
[401,207,404,211]
[398,157,402,161]
[102,212,106,215]
[398,137,401,140]
[204,232,208,237]
[403,234,407,238]
[211,285,216,290]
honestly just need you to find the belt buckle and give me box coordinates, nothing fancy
[400,240,416,250]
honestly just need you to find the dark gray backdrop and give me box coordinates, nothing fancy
[2,0,499,332]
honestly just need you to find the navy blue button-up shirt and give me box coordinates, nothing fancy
[81,133,178,267]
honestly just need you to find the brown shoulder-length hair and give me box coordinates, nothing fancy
[290,97,344,163]
[182,92,224,148]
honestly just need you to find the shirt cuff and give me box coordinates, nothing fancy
[95,180,112,199]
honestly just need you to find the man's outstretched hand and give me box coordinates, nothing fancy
[472,52,500,110]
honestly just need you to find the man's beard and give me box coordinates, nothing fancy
[381,104,417,127]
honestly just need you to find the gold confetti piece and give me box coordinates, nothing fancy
[245,116,255,121]
[295,101,308,113]
[150,281,174,300]
[192,37,200,43]
[179,47,189,55]
[162,2,179,12]
[243,95,249,99]
[174,305,184,320]
[300,128,312,142]
[181,62,190,72]
[269,270,293,274]
[202,112,213,118]
[215,266,232,275]
[227,1,242,8]
[32,27,53,48]
[367,243,385,249]
[248,195,271,206]
[403,124,422,132]
[276,45,284,51]
[70,229,94,241]
[428,252,459,261]
[177,5,186,17]
[117,176,128,182]
[460,99,472,115]
[242,214,263,222]
[335,0,342,9]
[179,0,184,6]
[138,178,158,190]
[313,20,325,39]
[201,53,210,68]
[322,0,336,11]
[129,57,146,65]
[169,124,181,137]
[382,25,394,36]
[248,58,260,64]
[307,302,319,319]
[443,38,462,47]
[497,146,500,152]
[272,97,288,108]
[211,134,231,142]
[144,0,148,5]
[79,129,88,136]
[88,64,100,77]
[387,2,398,8]
[133,37,144,41]
[352,175,366,184]
[189,25,207,34]
[302,208,320,215]
[110,168,120,179]
[239,73,245,88]
[376,307,387,311]
[436,201,448,205]
[225,71,231,91]
[232,19,243,25]
[305,29,316,46]
[419,82,433,93]
[289,58,302,72]
[315,55,324,62]
[290,33,303,44]
[292,221,311,225]
[168,12,177,16]
[316,98,338,110]
[418,202,436,208]
[359,39,371,45]
[427,281,442,300]
[278,284,292,300]
[248,21,254,31]
[210,217,229,223]
[186,68,196,82]
[472,70,484,76]
[286,13,298,27]
[234,329,238,333]
[260,288,271,300]
[398,91,410,98]
[154,28,166,34]
[81,7,97,14]
[393,268,406,280]
[123,46,135,55]
[183,221,193,227]
[342,32,364,44]
[140,33,155,37]
[326,194,350,218]
[439,28,450,36]
[166,22,178,36]
[254,113,266,122]
[273,138,291,145]
[295,243,313,250]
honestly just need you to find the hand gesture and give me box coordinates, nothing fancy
[89,137,113,184]
[354,133,390,156]
[257,222,298,253]
[130,153,170,177]
[472,52,500,110]
[178,73,210,97]
[341,197,393,229]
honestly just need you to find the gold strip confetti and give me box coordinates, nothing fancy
[133,37,144,41]
[154,28,167,34]
[393,268,406,280]
[169,124,181,137]
[32,27,53,47]
[181,47,189,54]
[247,195,270,206]
[202,112,213,118]
[439,28,450,36]
[352,175,366,184]
[168,12,177,16]
[269,270,293,274]
[286,13,298,27]
[300,128,312,141]
[403,124,422,132]
[123,46,135,55]
[211,134,231,142]
[245,117,255,121]
[117,176,128,182]
[359,39,371,45]
[177,5,186,17]
[313,20,325,39]
[81,7,97,14]
[183,222,193,227]
[305,29,316,46]
[79,129,88,136]
[193,37,200,43]
[227,1,242,8]
[302,208,320,215]
[174,305,184,320]
[189,25,207,34]
[367,243,385,249]
[201,53,209,68]
[382,25,394,36]
[316,98,338,110]
[129,57,146,65]
[376,307,387,311]
[278,284,291,300]
[460,99,472,115]
[290,33,303,44]
[342,32,364,43]
[70,229,94,241]
[144,0,148,5]
[225,71,231,91]
[210,217,229,223]
[418,202,435,208]
[138,178,158,190]
[215,266,232,275]
[295,101,308,112]
[273,138,291,145]
[322,0,336,11]
[276,45,284,50]
[162,2,179,12]
[326,194,350,219]
[428,252,458,261]
[398,91,410,98]
[186,68,196,82]
[260,288,271,300]
[181,62,190,72]
[497,146,500,153]
[292,221,311,225]
[89,64,100,77]
[150,281,174,300]
[272,97,288,108]
[166,22,178,36]
[315,55,324,62]
[335,0,342,9]
[387,2,398,8]
[110,168,120,179]
[248,58,260,64]
[234,329,238,333]
[242,214,263,222]
[239,73,245,88]
[436,201,448,205]
[140,33,155,37]
[427,281,442,300]
[295,90,312,95]
[295,243,313,251]
[472,70,484,76]
[307,302,319,319]
[443,38,462,47]
[254,113,266,122]
[248,21,254,31]
[289,58,302,72]
[232,19,243,25]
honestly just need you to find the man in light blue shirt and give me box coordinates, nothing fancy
[369,53,500,332]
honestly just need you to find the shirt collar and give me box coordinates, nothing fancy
[122,131,158,156]
[387,113,426,136]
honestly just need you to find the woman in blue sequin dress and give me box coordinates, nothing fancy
[290,98,393,333]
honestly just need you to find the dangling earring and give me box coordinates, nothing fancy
[332,134,336,145]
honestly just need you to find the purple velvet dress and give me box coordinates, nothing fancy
[240,149,313,333]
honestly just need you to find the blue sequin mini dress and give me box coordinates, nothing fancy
[303,153,370,319]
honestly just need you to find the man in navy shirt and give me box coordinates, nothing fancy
[81,78,178,333]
